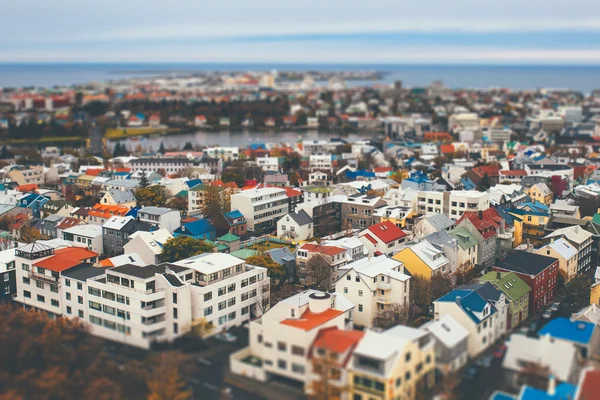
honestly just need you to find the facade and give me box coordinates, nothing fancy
[421,315,469,375]
[358,221,407,257]
[102,216,153,257]
[455,211,498,267]
[339,194,387,230]
[8,165,45,186]
[204,147,239,161]
[448,190,491,220]
[123,229,174,265]
[0,248,17,303]
[527,183,553,205]
[277,209,313,241]
[100,188,137,208]
[137,206,181,233]
[296,242,349,289]
[62,224,104,254]
[479,271,530,330]
[494,251,559,312]
[224,210,247,236]
[536,238,578,282]
[393,240,450,279]
[231,188,289,233]
[545,225,594,275]
[335,255,410,328]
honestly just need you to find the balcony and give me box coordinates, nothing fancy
[377,281,391,290]
[29,271,59,284]
[142,300,165,311]
[376,296,391,304]
[142,314,166,325]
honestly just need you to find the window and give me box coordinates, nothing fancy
[65,278,71,287]
[66,306,72,314]
[218,287,226,296]
[405,371,411,381]
[228,312,236,321]
[66,292,71,301]
[77,282,83,290]
[241,279,249,288]
[172,293,177,304]
[78,296,83,304]
[89,287,101,297]
[204,306,213,316]
[358,304,363,312]
[173,308,178,319]
[173,323,179,334]
[291,345,305,356]
[228,283,236,293]
[78,310,84,318]
[50,285,58,293]
[278,359,287,370]
[292,364,305,374]
[89,301,102,311]
[22,277,30,285]
[228,297,236,307]
[241,292,249,301]
[358,290,363,297]
[343,287,348,294]
[204,292,212,301]
[37,295,45,303]
[346,274,351,281]
[24,290,31,298]
[22,264,29,271]
[51,299,59,307]
[395,377,402,387]
[241,306,249,315]
[218,301,226,311]
[36,281,44,289]
[278,342,287,351]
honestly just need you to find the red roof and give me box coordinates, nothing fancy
[440,144,455,154]
[577,368,600,400]
[473,165,500,177]
[312,327,364,357]
[10,213,29,230]
[85,168,105,177]
[457,208,502,239]
[280,308,344,331]
[500,169,527,176]
[16,184,38,193]
[55,217,85,230]
[299,243,346,256]
[284,187,302,198]
[34,247,98,273]
[113,167,131,173]
[365,221,406,244]
[373,167,392,173]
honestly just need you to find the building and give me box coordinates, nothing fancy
[421,315,469,375]
[100,188,137,208]
[412,213,455,239]
[137,206,181,233]
[8,165,45,186]
[256,156,280,172]
[536,238,578,282]
[129,157,192,175]
[448,190,491,220]
[339,194,387,230]
[87,204,131,226]
[479,271,531,329]
[296,242,349,289]
[538,317,599,360]
[508,204,550,247]
[204,147,239,161]
[545,225,594,275]
[321,237,366,263]
[393,240,450,279]
[102,216,153,257]
[0,248,17,303]
[348,325,435,400]
[61,224,103,254]
[123,229,174,265]
[336,255,411,328]
[277,210,313,241]
[224,210,247,236]
[527,183,553,205]
[494,251,559,312]
[231,188,289,233]
[173,219,216,240]
[358,221,407,257]
[455,209,501,267]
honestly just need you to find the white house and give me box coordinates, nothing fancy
[421,315,469,375]
[61,224,104,255]
[358,221,407,256]
[123,229,174,265]
[256,156,280,172]
[277,210,313,241]
[137,206,181,233]
[335,255,411,328]
[100,188,137,208]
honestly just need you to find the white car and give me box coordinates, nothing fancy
[542,309,553,319]
[215,332,237,343]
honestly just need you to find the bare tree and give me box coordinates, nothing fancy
[374,303,410,329]
[255,280,271,315]
[518,361,550,391]
[305,254,332,290]
[308,348,349,400]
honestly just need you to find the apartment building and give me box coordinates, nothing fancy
[256,156,280,172]
[129,157,192,175]
[448,190,490,220]
[62,224,103,254]
[302,140,340,156]
[204,147,239,161]
[309,154,333,172]
[231,188,289,233]
[296,242,349,289]
[8,165,45,186]
[339,194,387,230]
[415,191,448,216]
[87,204,130,225]
[0,248,17,303]
[545,225,593,275]
[138,206,181,233]
[102,216,153,257]
[14,241,98,319]
[321,237,366,263]
[335,255,410,328]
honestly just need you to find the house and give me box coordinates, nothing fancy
[173,219,216,241]
[137,206,181,233]
[527,182,553,205]
[230,290,354,386]
[480,271,531,329]
[321,237,366,263]
[335,255,410,328]
[55,216,86,238]
[538,317,600,360]
[508,204,550,247]
[421,315,469,375]
[123,229,174,265]
[277,210,313,241]
[536,238,578,283]
[502,333,580,389]
[544,226,594,275]
[393,240,450,279]
[455,209,502,267]
[339,193,387,230]
[413,213,455,239]
[0,248,17,303]
[194,115,207,127]
[296,242,349,289]
[216,233,241,253]
[231,188,289,233]
[448,227,479,270]
[40,214,64,239]
[348,325,435,400]
[265,247,295,282]
[100,188,137,208]
[61,224,103,254]
[8,165,45,186]
[549,200,580,219]
[358,221,407,257]
[494,251,559,312]
[87,204,131,225]
[223,210,247,237]
[462,165,500,189]
[102,216,153,257]
[40,199,73,218]
[433,287,504,357]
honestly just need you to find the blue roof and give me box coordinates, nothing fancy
[488,391,516,400]
[346,170,375,179]
[113,171,130,176]
[186,179,203,189]
[538,318,595,345]
[437,289,496,324]
[175,219,215,236]
[494,205,515,226]
[520,383,576,400]
[224,210,244,219]
[518,201,549,212]
[461,177,476,190]
[405,171,431,184]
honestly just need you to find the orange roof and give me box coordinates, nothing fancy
[100,259,114,267]
[89,204,129,219]
[312,327,365,356]
[440,144,455,154]
[85,168,105,176]
[34,247,98,273]
[10,213,29,230]
[299,243,346,256]
[280,308,344,331]
[373,167,392,173]
[16,183,38,193]
[284,187,302,198]
[578,368,600,400]
[113,167,131,173]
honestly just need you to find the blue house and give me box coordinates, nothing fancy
[19,193,49,218]
[538,317,598,359]
[173,219,216,240]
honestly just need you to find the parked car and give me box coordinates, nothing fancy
[542,308,553,319]
[493,345,507,359]
[214,332,237,343]
[476,355,493,368]
[550,302,561,312]
[528,320,539,333]
[463,365,478,381]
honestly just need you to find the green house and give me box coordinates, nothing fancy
[480,271,531,329]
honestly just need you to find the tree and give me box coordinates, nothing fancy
[139,170,149,188]
[390,170,404,184]
[255,280,271,315]
[136,186,172,207]
[188,317,214,339]
[158,142,165,154]
[431,273,454,301]
[308,348,348,400]
[200,186,230,234]
[568,274,593,311]
[454,262,475,286]
[19,225,41,244]
[146,355,192,400]
[166,196,188,211]
[161,236,213,263]
[374,303,410,329]
[182,142,193,151]
[304,254,332,290]
[246,253,286,288]
[411,274,432,307]
[221,170,244,188]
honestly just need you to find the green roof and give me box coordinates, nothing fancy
[218,233,240,243]
[175,190,188,198]
[190,184,225,192]
[304,186,334,194]
[217,244,229,252]
[592,214,600,225]
[230,249,259,260]
[449,227,478,249]
[480,271,531,301]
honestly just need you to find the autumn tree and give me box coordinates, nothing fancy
[146,355,192,400]
[568,274,593,311]
[166,196,188,211]
[411,274,432,307]
[454,262,475,286]
[139,170,149,188]
[308,347,348,400]
[221,170,244,188]
[188,317,215,339]
[136,185,172,207]
[161,236,213,263]
[390,170,404,184]
[374,303,410,329]
[431,273,454,301]
[246,253,286,288]
[305,254,332,290]
[19,224,41,243]
[201,186,231,234]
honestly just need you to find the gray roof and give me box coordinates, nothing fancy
[44,214,64,223]
[266,247,295,265]
[139,206,173,215]
[424,230,457,249]
[286,209,313,226]
[62,263,107,281]
[424,213,455,231]
[104,179,140,189]
[110,262,189,279]
[108,188,136,204]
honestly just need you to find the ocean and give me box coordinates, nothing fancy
[0,63,599,92]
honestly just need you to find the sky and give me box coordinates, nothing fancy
[1,0,600,64]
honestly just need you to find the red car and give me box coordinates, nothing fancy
[493,345,507,359]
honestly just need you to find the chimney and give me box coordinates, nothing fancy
[455,296,461,307]
[547,375,556,396]
[496,271,501,279]
[478,210,483,220]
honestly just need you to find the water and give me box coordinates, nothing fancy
[1,63,600,92]
[108,130,366,153]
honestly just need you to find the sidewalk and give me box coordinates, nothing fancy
[223,373,305,400]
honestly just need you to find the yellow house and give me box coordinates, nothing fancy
[536,238,578,282]
[591,281,600,305]
[393,241,450,280]
[508,206,549,247]
[349,326,435,400]
[376,207,415,229]
[527,183,553,205]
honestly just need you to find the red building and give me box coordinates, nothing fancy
[493,250,559,312]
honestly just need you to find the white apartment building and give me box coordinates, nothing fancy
[137,206,181,233]
[231,188,289,232]
[256,156,280,172]
[383,187,417,208]
[415,191,447,216]
[8,165,45,186]
[321,237,366,263]
[129,157,192,175]
[61,224,103,254]
[448,190,490,220]
[204,147,239,161]
[335,255,410,328]
[487,128,513,143]
[302,140,340,156]
[309,154,333,171]
[230,290,354,384]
